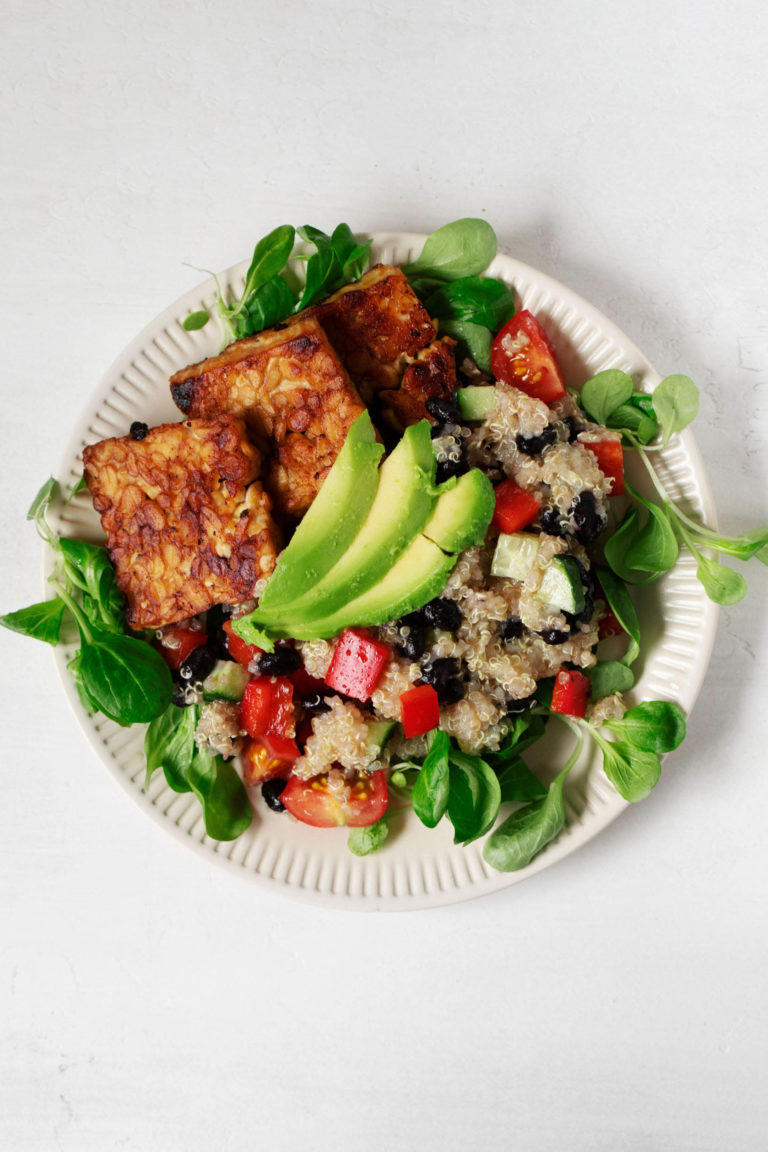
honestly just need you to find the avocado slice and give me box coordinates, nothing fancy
[258,411,384,610]
[287,534,458,639]
[279,469,495,639]
[243,420,439,631]
[423,469,494,553]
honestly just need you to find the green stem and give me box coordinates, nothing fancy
[49,577,93,644]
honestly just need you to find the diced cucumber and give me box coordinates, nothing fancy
[456,386,498,422]
[202,660,249,702]
[491,532,540,580]
[365,719,397,756]
[535,556,585,614]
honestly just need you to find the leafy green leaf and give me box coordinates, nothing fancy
[438,319,493,372]
[580,370,634,426]
[482,766,569,872]
[695,554,747,605]
[297,225,340,309]
[331,223,371,279]
[404,219,498,282]
[600,739,661,802]
[66,475,87,504]
[242,225,296,304]
[595,565,641,666]
[424,276,515,333]
[604,700,686,754]
[246,275,295,332]
[348,817,389,856]
[186,749,253,841]
[412,730,451,828]
[59,537,125,633]
[144,702,200,791]
[623,490,679,575]
[606,399,659,445]
[182,310,210,331]
[491,712,548,763]
[653,374,699,446]
[0,597,66,645]
[494,757,548,804]
[77,630,173,726]
[446,748,501,844]
[587,660,635,698]
[67,650,99,713]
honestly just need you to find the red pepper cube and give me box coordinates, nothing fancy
[240,676,295,739]
[223,619,263,668]
[400,683,440,739]
[491,479,541,535]
[550,669,591,719]
[157,624,208,671]
[583,439,625,496]
[324,628,390,702]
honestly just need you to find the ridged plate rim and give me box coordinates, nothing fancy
[47,231,719,911]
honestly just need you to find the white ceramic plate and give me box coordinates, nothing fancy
[49,232,719,910]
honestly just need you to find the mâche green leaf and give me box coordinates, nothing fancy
[348,817,389,856]
[446,748,501,844]
[483,766,569,872]
[77,631,173,726]
[580,370,634,426]
[182,310,210,331]
[186,748,253,841]
[0,597,65,645]
[145,702,200,791]
[604,701,686,754]
[653,374,699,446]
[404,218,497,281]
[412,730,451,828]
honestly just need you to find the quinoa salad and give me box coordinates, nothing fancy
[5,219,765,873]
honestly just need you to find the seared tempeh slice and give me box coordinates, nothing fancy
[169,316,366,518]
[82,415,279,631]
[307,264,437,400]
[379,336,458,428]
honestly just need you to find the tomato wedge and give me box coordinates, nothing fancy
[324,628,390,702]
[583,439,625,496]
[157,624,207,671]
[491,311,566,402]
[223,619,262,668]
[242,735,299,785]
[281,769,388,828]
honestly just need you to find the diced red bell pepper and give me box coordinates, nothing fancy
[242,734,299,785]
[491,479,541,534]
[291,665,329,698]
[157,624,208,671]
[550,669,591,718]
[240,676,295,739]
[223,619,263,668]
[583,439,625,496]
[324,628,391,702]
[400,683,440,738]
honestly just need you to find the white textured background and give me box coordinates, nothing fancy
[2,2,767,1150]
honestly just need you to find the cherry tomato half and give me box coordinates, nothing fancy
[242,735,300,786]
[491,311,566,403]
[281,769,388,828]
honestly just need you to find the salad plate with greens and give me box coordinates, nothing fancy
[3,220,765,909]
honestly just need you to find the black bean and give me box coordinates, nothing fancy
[417,657,465,702]
[505,692,537,715]
[425,396,461,425]
[501,615,524,642]
[179,644,217,683]
[537,507,568,538]
[171,676,197,707]
[422,597,462,632]
[254,647,302,677]
[397,625,427,661]
[261,777,288,813]
[516,425,558,456]
[129,421,149,441]
[539,628,570,646]
[571,490,606,545]
[436,456,468,484]
[563,415,584,443]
